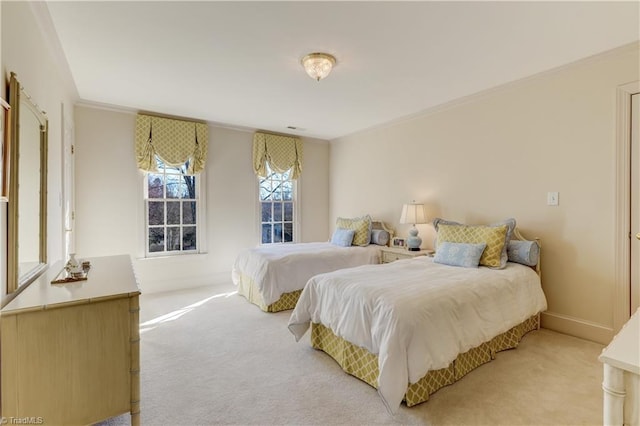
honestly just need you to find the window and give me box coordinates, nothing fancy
[145,157,200,255]
[259,163,295,244]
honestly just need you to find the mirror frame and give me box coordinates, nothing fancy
[7,72,48,293]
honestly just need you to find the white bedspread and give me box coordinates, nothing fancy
[231,242,381,306]
[288,256,547,413]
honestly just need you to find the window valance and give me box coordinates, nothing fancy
[252,132,303,179]
[135,114,208,174]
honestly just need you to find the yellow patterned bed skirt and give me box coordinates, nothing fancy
[311,314,540,407]
[236,272,302,312]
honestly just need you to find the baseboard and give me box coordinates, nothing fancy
[541,311,614,345]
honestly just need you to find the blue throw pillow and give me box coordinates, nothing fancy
[370,229,390,246]
[331,228,356,247]
[433,242,487,268]
[507,240,540,266]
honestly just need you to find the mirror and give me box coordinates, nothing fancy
[7,72,48,293]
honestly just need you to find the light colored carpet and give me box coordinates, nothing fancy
[100,282,604,426]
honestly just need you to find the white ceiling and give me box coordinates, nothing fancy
[45,1,639,140]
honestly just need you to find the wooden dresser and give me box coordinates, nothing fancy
[1,254,140,425]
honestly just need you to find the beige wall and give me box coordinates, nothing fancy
[1,2,77,305]
[329,44,640,344]
[74,106,330,293]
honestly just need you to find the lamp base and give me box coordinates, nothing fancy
[406,226,422,251]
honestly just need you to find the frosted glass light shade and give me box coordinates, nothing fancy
[301,53,336,81]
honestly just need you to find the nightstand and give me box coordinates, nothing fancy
[380,246,434,263]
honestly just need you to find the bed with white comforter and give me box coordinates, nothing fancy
[288,256,547,413]
[232,242,381,312]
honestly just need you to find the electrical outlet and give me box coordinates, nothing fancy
[547,192,559,206]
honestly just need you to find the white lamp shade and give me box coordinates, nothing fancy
[399,203,427,225]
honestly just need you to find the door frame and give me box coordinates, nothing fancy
[614,80,640,333]
[61,103,75,261]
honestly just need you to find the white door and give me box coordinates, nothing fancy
[631,93,640,314]
[61,105,75,260]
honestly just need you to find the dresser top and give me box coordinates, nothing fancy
[599,308,640,375]
[1,254,140,315]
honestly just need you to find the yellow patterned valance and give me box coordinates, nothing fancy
[252,132,303,179]
[135,114,208,174]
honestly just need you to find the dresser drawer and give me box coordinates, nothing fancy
[382,251,408,263]
[381,248,432,263]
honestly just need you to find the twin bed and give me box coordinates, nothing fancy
[232,242,381,312]
[232,218,393,312]
[233,216,547,413]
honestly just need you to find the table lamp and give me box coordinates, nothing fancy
[399,202,427,251]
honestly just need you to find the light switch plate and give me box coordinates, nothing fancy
[547,192,559,206]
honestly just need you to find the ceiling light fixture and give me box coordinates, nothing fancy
[301,52,336,82]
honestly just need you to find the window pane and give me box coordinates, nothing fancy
[274,223,283,243]
[273,202,282,222]
[272,183,282,201]
[148,174,164,198]
[261,202,272,222]
[167,201,181,225]
[167,227,181,251]
[183,226,197,251]
[283,202,293,221]
[184,176,196,199]
[149,228,165,252]
[284,223,293,242]
[259,187,270,201]
[259,180,272,201]
[183,201,196,225]
[149,201,164,225]
[166,175,183,199]
[262,224,272,244]
[282,181,293,201]
[177,182,189,199]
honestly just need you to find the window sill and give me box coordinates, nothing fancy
[137,252,209,261]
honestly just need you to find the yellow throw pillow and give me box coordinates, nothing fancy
[335,215,372,246]
[436,223,508,268]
